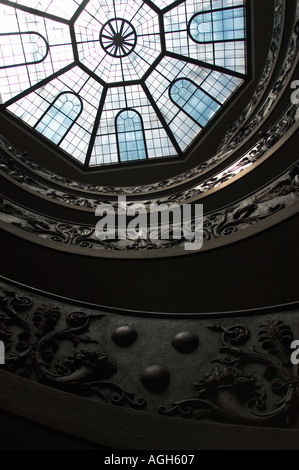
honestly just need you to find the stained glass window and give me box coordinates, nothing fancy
[35,92,82,145]
[170,78,220,127]
[116,110,147,162]
[0,0,248,167]
[0,32,48,68]
[189,7,245,43]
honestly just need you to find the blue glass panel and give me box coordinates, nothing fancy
[0,32,48,68]
[189,7,245,43]
[116,110,147,162]
[189,13,213,43]
[35,93,82,145]
[170,79,220,127]
[1,0,247,166]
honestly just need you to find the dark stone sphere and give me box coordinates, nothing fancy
[141,365,170,393]
[172,331,199,353]
[111,326,137,347]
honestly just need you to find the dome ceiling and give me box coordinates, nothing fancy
[0,0,248,168]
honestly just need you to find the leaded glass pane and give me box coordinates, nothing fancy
[0,0,247,166]
[35,92,82,145]
[116,110,147,162]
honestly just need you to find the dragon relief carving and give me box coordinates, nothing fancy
[0,289,146,410]
[160,320,299,428]
[0,285,299,426]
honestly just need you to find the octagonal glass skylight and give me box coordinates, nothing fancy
[0,0,248,168]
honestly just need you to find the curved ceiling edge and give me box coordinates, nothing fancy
[0,0,296,197]
[0,44,297,203]
[218,0,285,151]
[154,109,299,205]
[0,161,298,258]
[1,98,299,211]
[0,273,298,320]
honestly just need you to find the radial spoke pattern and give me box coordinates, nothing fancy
[0,0,247,168]
[100,19,137,57]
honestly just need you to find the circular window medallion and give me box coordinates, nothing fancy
[100,18,137,57]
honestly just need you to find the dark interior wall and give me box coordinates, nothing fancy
[0,411,110,450]
[1,214,298,313]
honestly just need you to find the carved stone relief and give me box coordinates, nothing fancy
[0,281,298,428]
[161,320,299,428]
[0,287,146,410]
[1,97,299,210]
[218,0,284,151]
[0,162,297,254]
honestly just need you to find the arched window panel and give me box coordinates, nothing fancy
[146,56,245,151]
[116,110,147,163]
[146,58,213,150]
[0,32,48,69]
[7,67,102,165]
[0,4,73,103]
[8,67,103,163]
[170,79,221,128]
[11,0,79,20]
[164,0,246,74]
[189,8,245,43]
[34,92,83,146]
[51,68,105,162]
[190,13,214,43]
[1,0,248,167]
[89,85,178,167]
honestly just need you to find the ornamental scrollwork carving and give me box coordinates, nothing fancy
[158,105,299,204]
[0,161,298,253]
[0,289,146,410]
[0,153,47,191]
[1,96,298,208]
[219,1,299,154]
[160,319,299,428]
[219,0,284,151]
